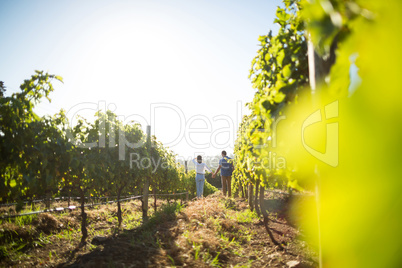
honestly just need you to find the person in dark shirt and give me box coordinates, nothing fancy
[212,150,233,197]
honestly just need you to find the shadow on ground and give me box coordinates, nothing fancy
[57,204,181,268]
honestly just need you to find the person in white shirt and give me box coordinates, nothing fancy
[192,155,212,198]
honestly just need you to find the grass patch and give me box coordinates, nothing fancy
[147,202,182,228]
[233,209,259,224]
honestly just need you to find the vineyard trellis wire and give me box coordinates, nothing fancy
[0,192,189,220]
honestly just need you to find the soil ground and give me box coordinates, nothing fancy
[0,191,318,267]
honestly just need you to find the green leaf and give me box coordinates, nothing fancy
[273,92,286,103]
[54,75,63,82]
[282,64,292,78]
[277,49,285,67]
[10,179,17,188]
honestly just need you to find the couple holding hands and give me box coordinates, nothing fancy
[192,150,233,198]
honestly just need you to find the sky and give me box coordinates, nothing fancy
[0,0,281,160]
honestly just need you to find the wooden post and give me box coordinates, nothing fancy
[68,188,71,207]
[254,179,261,216]
[45,190,51,210]
[239,178,244,198]
[248,183,254,211]
[142,125,151,223]
[308,36,322,268]
[79,188,88,244]
[153,187,157,213]
[307,34,337,268]
[184,161,188,174]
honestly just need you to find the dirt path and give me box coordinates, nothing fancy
[1,192,318,267]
